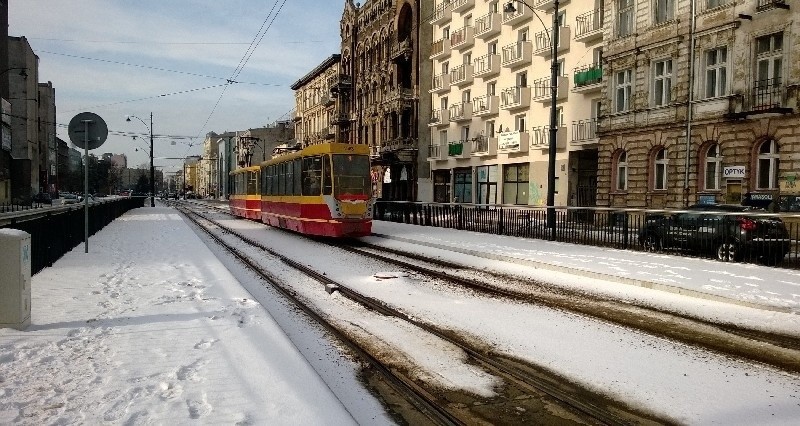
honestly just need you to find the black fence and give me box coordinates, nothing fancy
[0,198,145,275]
[374,201,800,269]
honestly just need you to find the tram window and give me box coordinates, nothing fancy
[276,163,284,195]
[302,156,323,196]
[247,171,258,195]
[332,154,370,196]
[293,159,302,195]
[323,155,332,195]
[269,165,277,195]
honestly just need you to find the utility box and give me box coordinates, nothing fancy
[0,229,31,330]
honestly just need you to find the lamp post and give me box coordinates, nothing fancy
[503,0,559,241]
[126,113,155,207]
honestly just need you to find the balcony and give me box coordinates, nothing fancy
[430,1,453,25]
[500,86,531,111]
[428,143,446,160]
[530,125,567,150]
[451,0,475,13]
[472,95,499,116]
[449,64,473,87]
[429,108,451,127]
[572,63,602,93]
[532,0,571,12]
[448,140,472,158]
[575,8,604,43]
[726,79,793,118]
[449,102,473,122]
[571,118,598,145]
[430,72,451,93]
[533,26,571,57]
[329,74,352,95]
[430,37,452,60]
[450,26,475,51]
[332,112,351,125]
[471,136,498,157]
[321,94,335,107]
[475,12,501,39]
[756,0,790,12]
[501,41,532,69]
[502,3,533,26]
[473,53,500,78]
[531,75,569,103]
[497,131,529,153]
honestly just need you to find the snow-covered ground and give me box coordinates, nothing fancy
[1,205,799,425]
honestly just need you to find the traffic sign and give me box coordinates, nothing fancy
[68,112,108,150]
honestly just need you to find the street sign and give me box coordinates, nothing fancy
[68,112,108,150]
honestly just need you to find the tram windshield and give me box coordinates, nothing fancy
[332,154,370,198]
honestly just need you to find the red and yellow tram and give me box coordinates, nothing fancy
[260,143,373,237]
[229,166,261,220]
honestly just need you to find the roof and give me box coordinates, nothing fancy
[290,54,341,90]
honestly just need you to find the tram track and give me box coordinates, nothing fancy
[173,200,668,425]
[343,241,800,374]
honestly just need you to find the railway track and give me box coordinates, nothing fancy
[343,241,800,374]
[173,201,668,425]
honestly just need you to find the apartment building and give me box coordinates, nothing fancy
[427,0,602,206]
[598,0,799,210]
[291,54,340,147]
[338,0,433,201]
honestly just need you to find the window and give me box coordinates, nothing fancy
[503,163,529,205]
[617,0,634,37]
[615,69,633,112]
[487,81,496,96]
[515,114,526,132]
[652,59,672,107]
[653,148,668,190]
[486,120,495,138]
[433,170,451,203]
[757,139,779,190]
[704,47,728,99]
[704,143,722,191]
[615,150,628,191]
[706,0,729,9]
[453,168,472,203]
[755,32,783,86]
[477,165,499,204]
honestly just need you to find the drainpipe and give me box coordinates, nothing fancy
[683,0,697,207]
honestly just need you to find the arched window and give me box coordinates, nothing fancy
[614,150,628,191]
[757,139,779,189]
[704,143,722,191]
[653,147,667,190]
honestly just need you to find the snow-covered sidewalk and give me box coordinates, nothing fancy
[0,207,388,425]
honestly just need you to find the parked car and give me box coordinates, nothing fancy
[32,192,52,204]
[62,193,79,204]
[638,203,791,265]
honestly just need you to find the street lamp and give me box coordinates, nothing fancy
[126,113,155,207]
[503,0,559,241]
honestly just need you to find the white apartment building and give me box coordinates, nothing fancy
[427,0,603,207]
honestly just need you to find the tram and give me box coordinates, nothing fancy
[229,166,261,220]
[259,142,373,237]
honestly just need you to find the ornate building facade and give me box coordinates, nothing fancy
[337,0,432,201]
[291,54,340,147]
[598,0,800,211]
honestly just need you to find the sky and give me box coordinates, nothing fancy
[1,203,799,424]
[8,1,344,174]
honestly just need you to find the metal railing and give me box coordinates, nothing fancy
[374,202,800,269]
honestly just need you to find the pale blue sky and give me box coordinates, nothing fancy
[10,0,344,172]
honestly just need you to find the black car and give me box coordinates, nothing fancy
[32,192,52,204]
[638,203,791,265]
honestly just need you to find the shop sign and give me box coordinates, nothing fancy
[723,166,745,179]
[498,131,520,151]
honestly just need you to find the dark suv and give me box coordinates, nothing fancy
[638,203,791,265]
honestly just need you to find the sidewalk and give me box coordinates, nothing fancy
[0,206,388,425]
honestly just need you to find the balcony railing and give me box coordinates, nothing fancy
[534,26,570,56]
[751,79,786,111]
[449,63,473,86]
[573,63,603,87]
[429,108,450,126]
[575,8,604,42]
[500,86,531,110]
[473,53,500,78]
[450,26,475,51]
[501,41,532,68]
[572,118,598,143]
[449,102,472,121]
[757,0,790,11]
[472,95,499,116]
[451,0,475,13]
[430,37,451,59]
[431,72,451,93]
[430,1,453,25]
[475,12,501,39]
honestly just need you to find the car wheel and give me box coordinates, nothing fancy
[642,235,662,252]
[716,241,738,262]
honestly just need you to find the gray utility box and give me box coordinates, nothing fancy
[0,229,31,330]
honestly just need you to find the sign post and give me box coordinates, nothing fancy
[68,112,108,253]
